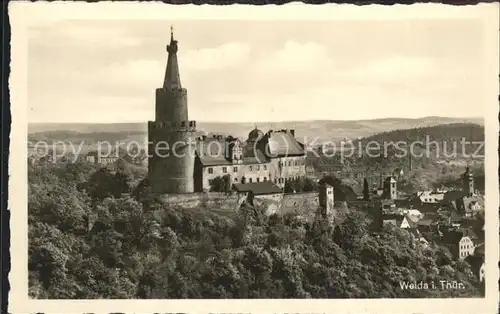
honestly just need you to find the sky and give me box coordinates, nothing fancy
[22,3,498,123]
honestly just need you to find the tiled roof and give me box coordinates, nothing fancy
[462,228,478,240]
[233,181,283,195]
[474,243,485,256]
[443,190,467,202]
[449,211,462,223]
[242,143,269,164]
[417,219,434,226]
[261,131,305,157]
[465,254,484,272]
[441,230,465,244]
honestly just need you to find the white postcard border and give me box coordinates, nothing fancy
[8,2,500,313]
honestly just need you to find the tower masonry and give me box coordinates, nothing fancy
[463,167,475,196]
[148,29,196,194]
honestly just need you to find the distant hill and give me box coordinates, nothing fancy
[310,122,485,193]
[28,116,483,145]
[354,122,484,147]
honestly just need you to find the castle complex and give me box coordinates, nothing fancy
[148,31,307,194]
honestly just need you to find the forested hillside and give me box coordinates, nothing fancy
[28,162,482,299]
[312,123,485,193]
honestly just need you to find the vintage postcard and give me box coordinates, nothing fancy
[8,1,500,313]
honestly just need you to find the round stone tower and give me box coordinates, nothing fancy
[148,28,196,193]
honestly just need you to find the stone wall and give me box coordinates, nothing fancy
[152,191,374,216]
[154,192,243,211]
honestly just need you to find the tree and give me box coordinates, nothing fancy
[363,178,370,201]
[28,159,484,299]
[209,175,231,193]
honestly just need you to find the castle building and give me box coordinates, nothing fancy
[148,32,306,194]
[194,127,307,192]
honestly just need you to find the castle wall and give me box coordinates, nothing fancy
[155,192,242,210]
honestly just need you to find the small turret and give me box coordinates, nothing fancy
[318,182,335,221]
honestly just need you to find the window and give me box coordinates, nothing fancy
[249,166,253,171]
[274,179,277,183]
[239,154,243,159]
[249,178,253,183]
[264,177,267,181]
[208,179,213,185]
[234,177,238,182]
[257,178,260,182]
[208,167,213,174]
[264,165,267,170]
[233,167,238,172]
[257,165,260,171]
[222,167,227,173]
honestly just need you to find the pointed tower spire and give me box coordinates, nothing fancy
[163,25,182,90]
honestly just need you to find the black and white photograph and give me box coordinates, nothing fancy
[8,1,499,313]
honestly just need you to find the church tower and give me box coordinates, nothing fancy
[463,167,474,196]
[148,28,196,193]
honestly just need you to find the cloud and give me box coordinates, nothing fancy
[255,41,333,72]
[180,42,251,71]
[29,22,144,48]
[348,56,436,82]
[101,59,165,87]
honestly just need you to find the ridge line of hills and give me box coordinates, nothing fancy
[28,116,483,145]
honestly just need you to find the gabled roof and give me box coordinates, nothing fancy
[385,176,396,183]
[233,181,282,195]
[461,227,478,240]
[403,215,418,228]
